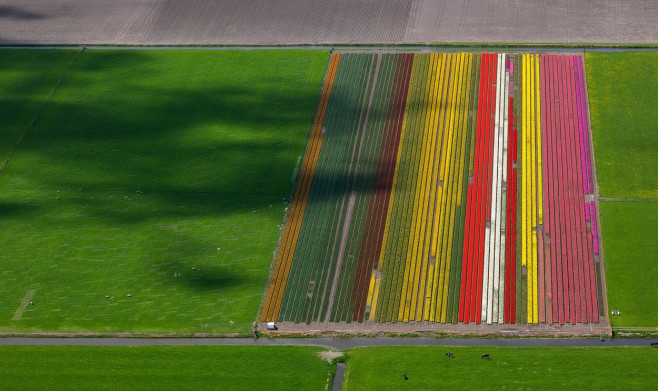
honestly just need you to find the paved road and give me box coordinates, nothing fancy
[0,337,654,350]
[0,0,656,45]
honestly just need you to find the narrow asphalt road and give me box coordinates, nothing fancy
[0,337,654,350]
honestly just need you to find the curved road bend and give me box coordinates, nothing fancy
[0,337,654,350]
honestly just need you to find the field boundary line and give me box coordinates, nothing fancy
[598,197,658,202]
[581,53,608,327]
[0,48,84,170]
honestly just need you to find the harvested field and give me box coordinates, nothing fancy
[0,0,656,45]
[261,52,607,332]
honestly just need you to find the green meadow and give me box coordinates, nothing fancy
[2,345,654,390]
[599,201,658,328]
[343,346,658,390]
[0,49,329,334]
[586,51,658,329]
[0,50,79,164]
[0,346,333,391]
[586,51,658,199]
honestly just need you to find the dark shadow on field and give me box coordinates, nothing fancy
[300,81,437,205]
[0,50,331,297]
[0,50,329,216]
[0,6,43,20]
[0,201,41,217]
[1,51,421,212]
[162,259,249,292]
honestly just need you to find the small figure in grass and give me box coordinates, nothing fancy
[402,373,408,380]
[445,352,454,358]
[650,342,658,348]
[481,354,489,359]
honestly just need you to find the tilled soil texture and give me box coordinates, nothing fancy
[0,0,413,44]
[1,0,656,45]
[261,52,609,335]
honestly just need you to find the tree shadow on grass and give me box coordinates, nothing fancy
[0,50,332,217]
[0,50,333,308]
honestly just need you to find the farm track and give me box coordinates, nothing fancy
[0,337,649,349]
[262,52,608,334]
[1,1,656,45]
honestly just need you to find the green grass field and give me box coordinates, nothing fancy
[0,346,332,390]
[0,50,79,164]
[2,344,658,390]
[586,52,658,199]
[343,346,658,390]
[600,201,658,328]
[586,51,658,329]
[0,49,329,334]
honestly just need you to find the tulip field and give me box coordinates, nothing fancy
[261,52,605,327]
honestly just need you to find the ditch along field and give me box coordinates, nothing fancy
[0,49,329,334]
[261,52,606,331]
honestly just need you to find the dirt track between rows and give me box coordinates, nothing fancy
[0,0,656,45]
